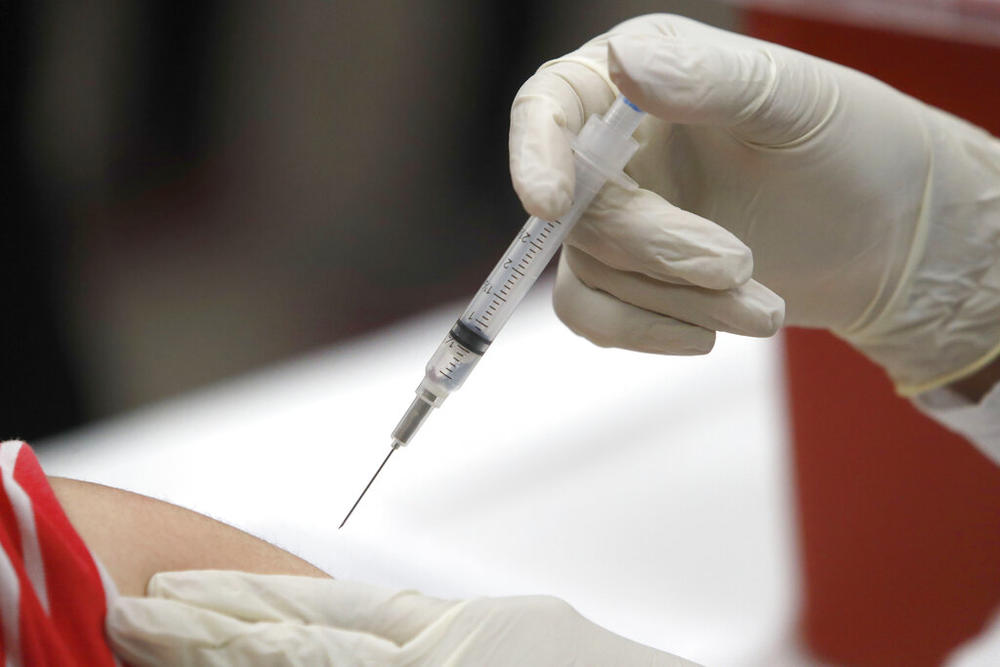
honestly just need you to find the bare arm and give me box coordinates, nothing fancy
[48,477,328,597]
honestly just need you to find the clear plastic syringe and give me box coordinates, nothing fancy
[339,96,644,528]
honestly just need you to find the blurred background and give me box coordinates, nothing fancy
[7,0,735,440]
[9,1,1000,664]
[9,0,1000,439]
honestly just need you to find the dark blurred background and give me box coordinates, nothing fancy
[6,1,735,440]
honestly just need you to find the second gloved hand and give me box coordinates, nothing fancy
[510,14,1000,395]
[106,570,698,666]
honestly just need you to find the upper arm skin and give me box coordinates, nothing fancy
[48,477,328,597]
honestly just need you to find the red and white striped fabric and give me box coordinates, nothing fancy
[0,441,120,666]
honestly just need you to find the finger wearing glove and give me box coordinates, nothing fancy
[511,14,1000,395]
[106,570,698,666]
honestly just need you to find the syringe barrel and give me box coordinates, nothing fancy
[458,97,643,345]
[397,96,643,445]
[411,158,608,409]
[459,182,603,339]
[419,332,483,400]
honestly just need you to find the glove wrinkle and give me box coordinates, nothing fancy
[554,253,716,355]
[567,185,754,289]
[564,246,783,338]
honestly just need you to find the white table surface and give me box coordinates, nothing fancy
[39,281,804,666]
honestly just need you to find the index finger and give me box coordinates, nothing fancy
[147,571,457,647]
[107,597,402,665]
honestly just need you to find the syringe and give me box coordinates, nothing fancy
[339,96,644,528]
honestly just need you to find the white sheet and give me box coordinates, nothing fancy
[38,281,801,666]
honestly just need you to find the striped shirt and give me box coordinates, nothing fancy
[0,441,119,666]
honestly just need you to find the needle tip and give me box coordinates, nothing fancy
[338,445,397,530]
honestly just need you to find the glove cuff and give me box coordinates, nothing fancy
[841,110,1000,396]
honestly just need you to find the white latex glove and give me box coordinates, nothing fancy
[106,570,698,666]
[510,14,1000,395]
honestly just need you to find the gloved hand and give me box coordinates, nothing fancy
[106,570,698,666]
[510,14,1000,395]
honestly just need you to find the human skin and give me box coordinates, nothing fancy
[48,477,328,597]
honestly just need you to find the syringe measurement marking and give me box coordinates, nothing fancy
[440,344,468,380]
[362,99,640,529]
[470,219,564,330]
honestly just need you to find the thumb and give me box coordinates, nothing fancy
[607,33,837,147]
